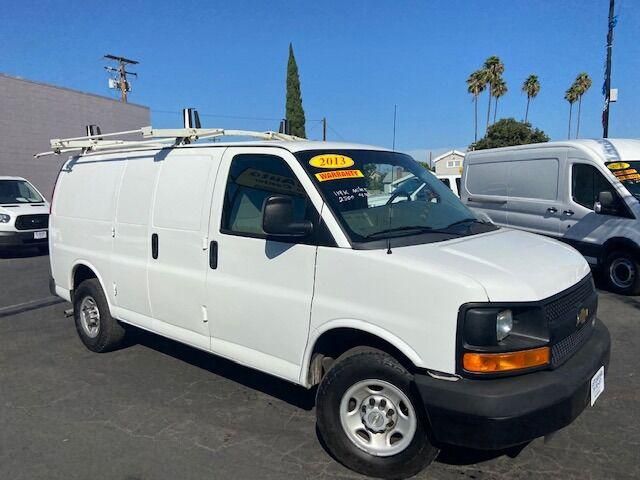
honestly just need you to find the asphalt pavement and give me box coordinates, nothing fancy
[0,248,638,479]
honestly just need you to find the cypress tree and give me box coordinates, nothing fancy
[286,43,306,138]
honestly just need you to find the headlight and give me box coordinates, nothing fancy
[0,214,10,223]
[496,309,513,341]
[462,306,549,348]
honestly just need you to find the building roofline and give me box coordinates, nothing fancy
[0,73,149,110]
[433,149,466,163]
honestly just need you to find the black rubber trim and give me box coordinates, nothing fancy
[0,231,48,246]
[416,319,610,450]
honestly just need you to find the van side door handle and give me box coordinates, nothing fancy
[151,233,159,259]
[547,207,558,214]
[209,240,218,269]
[563,210,575,216]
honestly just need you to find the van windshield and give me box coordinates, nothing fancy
[606,161,640,200]
[0,180,44,204]
[297,150,494,244]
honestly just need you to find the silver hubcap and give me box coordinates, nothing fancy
[339,379,417,457]
[610,258,636,289]
[79,296,100,338]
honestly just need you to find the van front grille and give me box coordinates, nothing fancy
[15,214,49,230]
[544,274,597,368]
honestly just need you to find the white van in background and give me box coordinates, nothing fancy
[0,176,49,252]
[45,124,609,478]
[436,174,461,197]
[462,139,640,295]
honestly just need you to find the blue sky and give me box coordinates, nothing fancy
[1,0,638,159]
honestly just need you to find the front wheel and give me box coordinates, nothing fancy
[73,278,126,352]
[604,250,640,296]
[316,347,438,479]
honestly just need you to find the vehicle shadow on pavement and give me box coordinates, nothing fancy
[0,247,48,259]
[129,327,317,411]
[436,442,527,466]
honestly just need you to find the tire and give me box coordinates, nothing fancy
[604,250,640,296]
[316,347,438,479]
[73,278,126,352]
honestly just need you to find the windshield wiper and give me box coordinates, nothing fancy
[364,218,486,240]
[364,225,434,239]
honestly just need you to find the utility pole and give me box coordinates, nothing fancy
[104,54,139,103]
[322,117,327,141]
[603,0,615,138]
[392,105,397,150]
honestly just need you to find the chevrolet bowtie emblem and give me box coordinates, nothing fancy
[577,307,589,327]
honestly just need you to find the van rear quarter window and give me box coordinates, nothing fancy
[467,158,558,200]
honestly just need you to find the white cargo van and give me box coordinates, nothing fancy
[44,126,610,479]
[462,139,640,295]
[0,176,49,252]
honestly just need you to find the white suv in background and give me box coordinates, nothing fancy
[0,176,49,252]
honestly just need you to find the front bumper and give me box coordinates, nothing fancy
[0,230,48,247]
[415,318,611,450]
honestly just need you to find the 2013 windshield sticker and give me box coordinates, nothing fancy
[607,162,630,170]
[315,169,364,182]
[309,154,354,169]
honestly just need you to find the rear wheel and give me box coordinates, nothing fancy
[73,279,126,352]
[316,347,438,479]
[604,250,640,296]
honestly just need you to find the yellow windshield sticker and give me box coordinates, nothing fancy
[315,169,364,182]
[309,154,354,169]
[607,162,630,170]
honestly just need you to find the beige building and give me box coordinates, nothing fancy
[433,150,465,175]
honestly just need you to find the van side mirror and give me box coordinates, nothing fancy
[262,195,313,237]
[594,191,614,214]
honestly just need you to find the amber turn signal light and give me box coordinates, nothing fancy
[463,346,550,373]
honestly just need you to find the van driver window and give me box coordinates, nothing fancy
[221,154,310,236]
[572,164,616,210]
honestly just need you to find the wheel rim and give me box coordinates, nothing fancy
[339,379,417,457]
[79,296,100,338]
[609,257,636,289]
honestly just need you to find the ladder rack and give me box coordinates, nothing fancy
[34,126,307,158]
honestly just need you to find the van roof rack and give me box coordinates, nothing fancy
[34,109,307,158]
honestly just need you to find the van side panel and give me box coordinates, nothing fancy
[51,155,125,301]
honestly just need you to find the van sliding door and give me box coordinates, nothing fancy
[146,149,222,350]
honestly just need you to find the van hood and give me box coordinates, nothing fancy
[0,203,49,216]
[392,228,590,302]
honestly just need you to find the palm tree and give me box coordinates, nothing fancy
[491,78,508,123]
[564,85,579,139]
[466,70,486,143]
[522,74,541,122]
[482,56,504,131]
[574,72,592,138]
